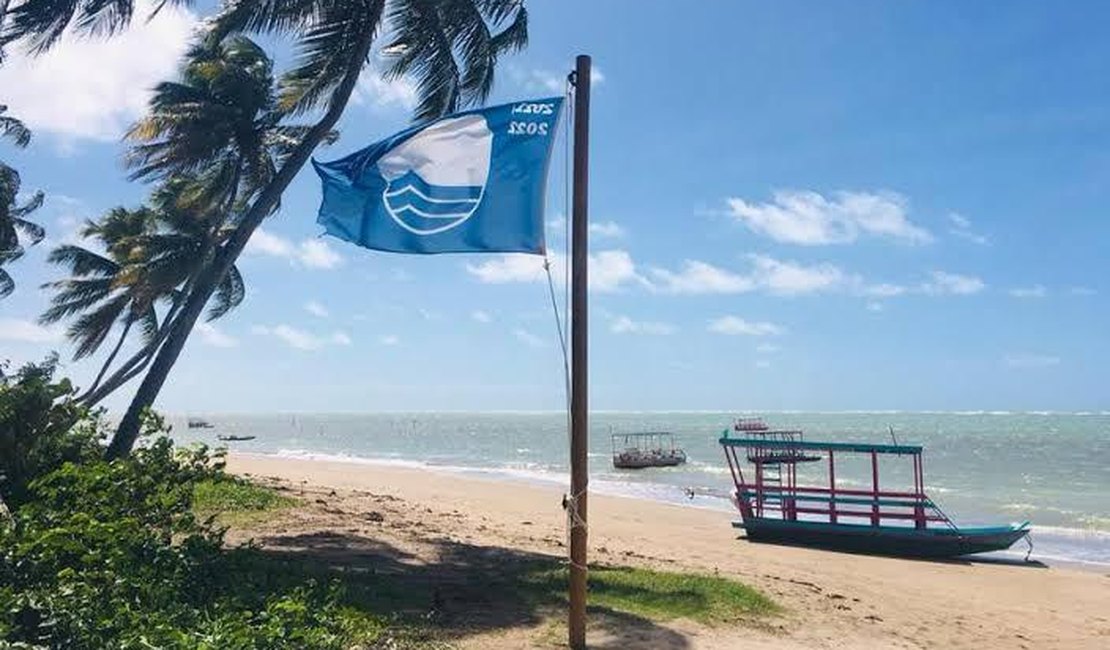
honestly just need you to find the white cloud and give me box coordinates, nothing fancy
[0,0,198,141]
[649,260,754,295]
[512,65,604,93]
[590,250,646,292]
[195,322,238,348]
[513,329,547,348]
[650,255,846,296]
[471,310,493,324]
[252,324,348,351]
[859,283,908,298]
[246,229,294,257]
[948,212,990,245]
[305,301,330,318]
[1069,287,1097,296]
[747,254,845,296]
[465,250,645,292]
[866,301,884,312]
[707,316,783,337]
[1004,354,1061,368]
[354,70,418,110]
[39,197,93,248]
[246,229,345,270]
[610,316,675,336]
[921,271,986,295]
[379,335,400,346]
[465,254,547,284]
[726,190,933,245]
[299,239,343,269]
[756,343,780,353]
[1009,285,1047,299]
[589,221,625,238]
[0,318,63,343]
[754,359,772,369]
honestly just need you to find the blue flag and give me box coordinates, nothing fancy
[313,97,564,255]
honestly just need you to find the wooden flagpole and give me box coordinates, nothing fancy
[568,53,591,650]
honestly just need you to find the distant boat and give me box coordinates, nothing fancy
[187,418,214,429]
[719,418,1031,558]
[611,432,687,469]
[217,435,255,442]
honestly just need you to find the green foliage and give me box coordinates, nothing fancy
[193,476,296,526]
[0,357,102,508]
[1,106,46,299]
[523,565,778,624]
[0,413,382,648]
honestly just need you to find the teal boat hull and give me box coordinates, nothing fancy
[734,518,1030,558]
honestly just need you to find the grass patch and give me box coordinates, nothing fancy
[193,477,296,525]
[522,565,778,624]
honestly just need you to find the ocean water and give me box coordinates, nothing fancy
[168,411,1110,567]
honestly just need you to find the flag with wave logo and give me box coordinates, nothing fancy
[313,97,563,255]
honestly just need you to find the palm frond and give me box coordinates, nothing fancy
[275,0,385,115]
[134,302,160,343]
[383,0,459,122]
[0,268,13,298]
[383,0,527,122]
[67,293,130,359]
[11,191,45,220]
[1,0,194,55]
[0,163,23,208]
[0,106,33,147]
[207,263,244,320]
[210,0,325,38]
[46,244,119,276]
[39,277,117,323]
[0,219,20,257]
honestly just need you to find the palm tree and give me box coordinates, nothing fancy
[40,182,247,406]
[1,106,43,299]
[96,0,530,457]
[40,209,161,378]
[1,0,193,55]
[126,36,333,208]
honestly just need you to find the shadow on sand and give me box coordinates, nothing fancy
[243,530,693,648]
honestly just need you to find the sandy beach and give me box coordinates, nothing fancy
[225,453,1110,649]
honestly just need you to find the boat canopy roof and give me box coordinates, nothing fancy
[719,435,922,455]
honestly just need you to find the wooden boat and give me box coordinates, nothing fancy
[612,432,687,469]
[719,419,1031,558]
[187,418,214,429]
[217,435,256,442]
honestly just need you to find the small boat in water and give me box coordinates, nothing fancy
[612,432,687,469]
[187,418,214,429]
[217,435,256,442]
[719,418,1031,558]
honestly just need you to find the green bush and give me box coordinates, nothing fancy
[0,406,380,648]
[0,356,102,508]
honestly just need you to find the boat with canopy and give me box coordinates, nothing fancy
[719,419,1031,558]
[611,432,687,469]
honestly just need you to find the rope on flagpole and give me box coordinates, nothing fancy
[542,71,587,570]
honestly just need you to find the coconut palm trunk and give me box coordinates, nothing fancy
[105,26,376,459]
[86,318,134,395]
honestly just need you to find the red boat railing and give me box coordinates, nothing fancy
[720,431,958,531]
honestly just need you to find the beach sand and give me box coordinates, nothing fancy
[225,453,1110,649]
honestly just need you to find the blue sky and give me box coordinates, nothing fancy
[2,0,1108,412]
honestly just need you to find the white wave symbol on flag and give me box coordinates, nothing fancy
[377,114,492,235]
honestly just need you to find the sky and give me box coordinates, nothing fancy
[1,0,1108,413]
